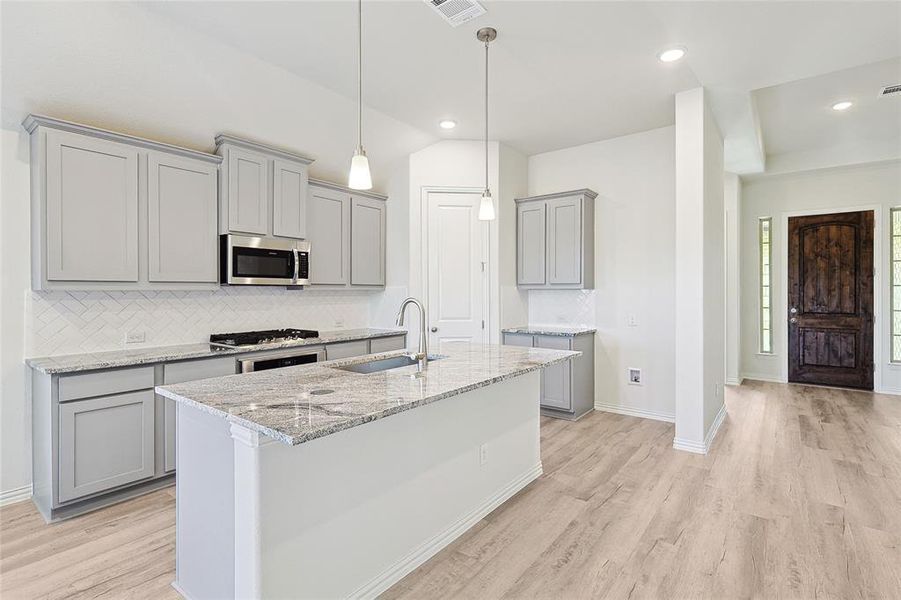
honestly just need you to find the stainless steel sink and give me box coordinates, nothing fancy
[337,354,444,374]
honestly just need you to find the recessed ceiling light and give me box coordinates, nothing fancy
[439,119,457,130]
[832,101,853,111]
[657,47,686,63]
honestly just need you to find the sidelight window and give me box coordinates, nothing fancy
[892,208,901,361]
[759,217,773,354]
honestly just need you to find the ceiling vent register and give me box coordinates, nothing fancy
[425,0,486,27]
[881,84,901,97]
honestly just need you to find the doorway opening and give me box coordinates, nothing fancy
[786,210,874,390]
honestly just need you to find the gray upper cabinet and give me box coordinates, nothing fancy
[215,134,313,240]
[44,129,140,283]
[351,196,386,286]
[308,184,350,285]
[272,158,309,239]
[515,189,596,289]
[307,180,387,288]
[24,114,222,291]
[148,152,218,283]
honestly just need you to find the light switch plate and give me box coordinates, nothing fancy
[125,330,146,345]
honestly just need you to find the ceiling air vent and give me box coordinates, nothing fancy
[881,84,901,97]
[425,0,486,27]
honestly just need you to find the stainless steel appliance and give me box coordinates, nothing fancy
[210,328,320,347]
[209,328,324,373]
[220,234,310,286]
[236,347,325,373]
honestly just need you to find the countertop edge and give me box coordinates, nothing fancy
[501,326,597,337]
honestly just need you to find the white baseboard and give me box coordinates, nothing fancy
[0,484,32,507]
[725,377,744,386]
[740,372,786,383]
[874,386,901,396]
[594,402,675,424]
[672,403,727,455]
[349,462,543,600]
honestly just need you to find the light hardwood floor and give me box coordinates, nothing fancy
[2,381,900,599]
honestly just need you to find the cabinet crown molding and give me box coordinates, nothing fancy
[515,188,598,203]
[22,114,222,164]
[309,178,388,202]
[214,133,314,165]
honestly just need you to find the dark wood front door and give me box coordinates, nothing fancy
[788,211,874,390]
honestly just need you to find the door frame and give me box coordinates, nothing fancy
[418,186,495,345]
[778,204,883,387]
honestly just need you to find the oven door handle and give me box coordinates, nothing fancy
[292,248,300,283]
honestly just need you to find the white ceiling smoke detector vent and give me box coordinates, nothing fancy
[425,0,486,27]
[881,84,901,97]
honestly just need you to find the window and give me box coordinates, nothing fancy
[759,217,773,354]
[892,208,901,361]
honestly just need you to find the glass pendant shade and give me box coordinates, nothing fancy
[348,149,372,190]
[478,189,495,221]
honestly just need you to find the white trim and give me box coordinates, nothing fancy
[740,372,786,383]
[673,403,727,455]
[171,581,194,600]
[0,484,33,506]
[594,402,675,423]
[725,377,744,386]
[348,462,543,600]
[778,205,882,386]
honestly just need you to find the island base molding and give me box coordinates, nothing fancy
[174,371,542,600]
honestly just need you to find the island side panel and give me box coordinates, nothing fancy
[174,404,237,600]
[235,371,542,600]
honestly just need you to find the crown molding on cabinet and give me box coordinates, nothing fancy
[514,188,598,203]
[309,177,388,202]
[214,133,314,165]
[22,114,222,164]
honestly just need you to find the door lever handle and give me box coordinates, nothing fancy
[790,318,798,324]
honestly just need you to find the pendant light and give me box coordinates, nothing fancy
[477,27,496,221]
[348,0,372,190]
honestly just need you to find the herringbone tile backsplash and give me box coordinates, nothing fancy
[26,288,374,357]
[528,289,596,327]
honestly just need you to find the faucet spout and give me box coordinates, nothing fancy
[395,297,428,364]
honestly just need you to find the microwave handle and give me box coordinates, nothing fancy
[292,248,300,282]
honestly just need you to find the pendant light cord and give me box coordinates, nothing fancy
[484,37,489,193]
[358,0,363,152]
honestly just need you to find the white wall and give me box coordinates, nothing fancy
[740,160,901,392]
[673,88,725,453]
[527,126,677,422]
[724,173,742,385]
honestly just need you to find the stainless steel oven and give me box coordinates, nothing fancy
[221,234,310,286]
[237,347,325,373]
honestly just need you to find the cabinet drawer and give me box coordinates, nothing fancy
[58,390,155,503]
[503,333,535,347]
[534,335,573,351]
[164,357,237,384]
[326,340,370,360]
[370,335,406,354]
[58,366,154,402]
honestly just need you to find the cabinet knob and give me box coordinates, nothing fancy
[430,327,438,332]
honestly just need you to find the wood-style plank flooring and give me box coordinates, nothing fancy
[2,381,900,599]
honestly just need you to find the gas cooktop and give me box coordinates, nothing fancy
[209,328,320,348]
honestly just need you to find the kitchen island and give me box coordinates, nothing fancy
[156,342,578,600]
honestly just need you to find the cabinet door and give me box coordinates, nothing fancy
[350,197,386,286]
[503,333,535,347]
[546,196,583,285]
[148,152,218,283]
[272,158,309,239]
[517,202,546,285]
[58,390,155,503]
[307,186,350,285]
[45,130,139,282]
[226,148,269,235]
[535,335,573,411]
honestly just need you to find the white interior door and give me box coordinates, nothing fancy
[427,191,488,348]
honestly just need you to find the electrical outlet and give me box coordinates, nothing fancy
[479,444,488,466]
[628,367,642,385]
[334,318,345,328]
[627,314,639,327]
[125,330,146,345]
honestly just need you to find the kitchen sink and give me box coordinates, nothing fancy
[336,354,444,374]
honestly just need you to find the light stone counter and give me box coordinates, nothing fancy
[501,325,597,337]
[25,328,407,374]
[156,342,579,445]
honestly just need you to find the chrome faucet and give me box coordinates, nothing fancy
[395,297,429,363]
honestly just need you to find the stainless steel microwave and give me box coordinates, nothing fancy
[220,234,310,286]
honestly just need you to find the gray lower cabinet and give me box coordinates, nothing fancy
[24,114,222,291]
[58,390,155,503]
[325,340,371,360]
[515,189,596,290]
[370,335,407,353]
[502,331,595,420]
[308,180,387,288]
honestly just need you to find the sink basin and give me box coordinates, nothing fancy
[337,354,444,374]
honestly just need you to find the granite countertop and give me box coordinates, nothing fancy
[25,328,407,374]
[502,325,597,337]
[156,343,579,446]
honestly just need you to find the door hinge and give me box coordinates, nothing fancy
[481,320,485,329]
[481,262,486,273]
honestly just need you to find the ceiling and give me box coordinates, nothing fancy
[146,0,901,172]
